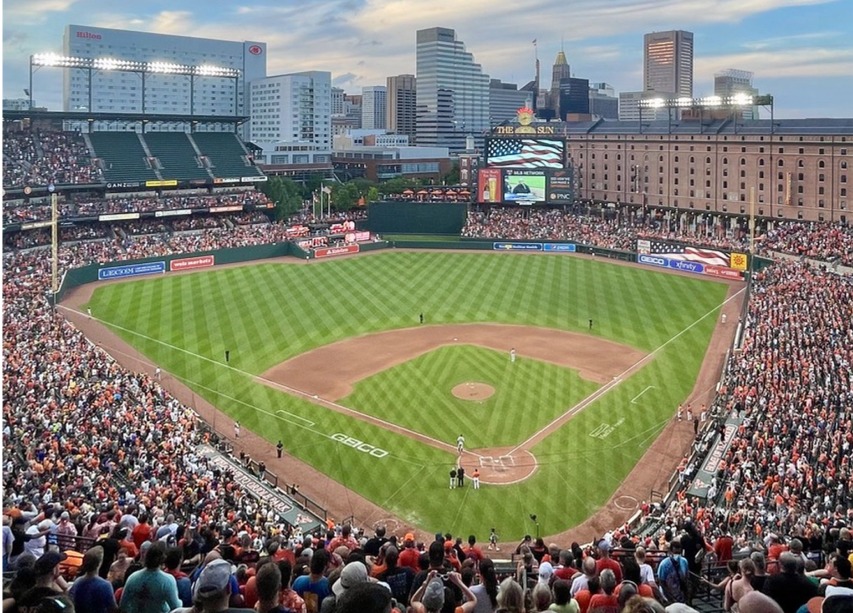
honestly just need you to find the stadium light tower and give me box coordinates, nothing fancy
[29,54,241,118]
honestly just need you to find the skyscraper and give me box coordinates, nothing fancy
[549,50,571,116]
[416,27,489,152]
[386,74,417,142]
[249,70,331,150]
[361,85,387,129]
[489,79,531,125]
[644,30,693,97]
[714,69,759,119]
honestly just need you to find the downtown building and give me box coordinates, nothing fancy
[62,25,266,135]
[249,71,332,176]
[415,27,490,152]
[361,85,387,130]
[386,74,417,143]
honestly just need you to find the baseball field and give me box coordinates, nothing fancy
[85,250,731,539]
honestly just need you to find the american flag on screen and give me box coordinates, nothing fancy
[486,139,564,169]
[647,241,730,267]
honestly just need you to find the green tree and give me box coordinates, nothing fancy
[260,176,303,220]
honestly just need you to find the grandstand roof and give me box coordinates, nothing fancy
[562,117,853,136]
[3,109,249,126]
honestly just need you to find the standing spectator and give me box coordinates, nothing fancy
[69,548,118,613]
[255,563,288,613]
[657,541,689,604]
[292,547,331,613]
[595,541,622,583]
[119,541,181,613]
[761,552,818,613]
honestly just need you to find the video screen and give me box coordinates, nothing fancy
[503,170,546,204]
[485,138,565,169]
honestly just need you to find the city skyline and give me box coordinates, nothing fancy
[4,0,852,119]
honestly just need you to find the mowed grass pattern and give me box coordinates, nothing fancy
[88,251,729,538]
[343,345,600,448]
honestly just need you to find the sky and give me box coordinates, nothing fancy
[3,0,852,118]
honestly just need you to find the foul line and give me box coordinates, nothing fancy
[61,305,465,458]
[508,287,746,455]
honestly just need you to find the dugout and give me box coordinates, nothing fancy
[366,201,468,235]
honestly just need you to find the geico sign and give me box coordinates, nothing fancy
[331,433,388,458]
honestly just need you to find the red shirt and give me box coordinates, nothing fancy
[131,523,153,549]
[595,557,623,583]
[588,593,619,610]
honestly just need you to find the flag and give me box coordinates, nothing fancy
[486,138,564,169]
[322,186,332,194]
[645,241,730,267]
[532,39,537,45]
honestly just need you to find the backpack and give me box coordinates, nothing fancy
[661,556,688,603]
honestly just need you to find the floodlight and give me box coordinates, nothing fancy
[731,92,753,106]
[702,95,722,107]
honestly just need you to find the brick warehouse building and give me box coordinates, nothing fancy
[560,118,853,223]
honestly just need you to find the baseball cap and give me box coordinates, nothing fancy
[405,533,415,542]
[538,561,554,584]
[34,551,68,576]
[37,519,53,531]
[332,561,369,597]
[422,578,445,611]
[193,559,233,598]
[598,540,610,552]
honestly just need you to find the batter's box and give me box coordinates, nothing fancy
[480,456,495,467]
[498,455,515,467]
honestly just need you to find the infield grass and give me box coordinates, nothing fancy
[87,251,730,538]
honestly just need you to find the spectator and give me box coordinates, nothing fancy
[119,541,181,613]
[68,548,118,613]
[761,552,818,613]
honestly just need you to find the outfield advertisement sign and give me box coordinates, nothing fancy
[314,245,359,258]
[98,261,165,280]
[637,254,743,279]
[543,243,576,252]
[170,255,215,272]
[493,242,543,251]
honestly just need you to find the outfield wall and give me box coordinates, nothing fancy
[367,202,468,235]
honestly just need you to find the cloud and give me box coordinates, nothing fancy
[695,47,853,79]
[741,30,843,50]
[3,0,78,24]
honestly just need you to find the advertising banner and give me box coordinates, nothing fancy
[155,209,192,217]
[241,176,268,182]
[547,168,574,203]
[729,252,748,271]
[704,265,744,280]
[314,245,359,258]
[99,213,140,221]
[213,178,241,184]
[209,205,244,213]
[106,181,141,189]
[20,221,53,230]
[477,168,503,204]
[145,180,178,188]
[170,255,215,272]
[98,261,165,280]
[493,242,543,251]
[543,243,576,252]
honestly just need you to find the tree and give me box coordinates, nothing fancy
[259,176,303,220]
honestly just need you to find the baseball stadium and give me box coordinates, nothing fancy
[3,105,852,611]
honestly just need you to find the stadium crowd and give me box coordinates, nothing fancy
[3,190,273,225]
[3,200,852,613]
[462,207,853,267]
[3,125,103,189]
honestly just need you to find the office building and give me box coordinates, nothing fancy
[361,85,387,130]
[644,30,693,97]
[331,87,346,116]
[345,94,362,129]
[715,69,759,120]
[489,79,531,125]
[386,74,417,143]
[62,25,266,135]
[618,91,668,122]
[549,50,572,116]
[249,71,331,165]
[416,27,490,152]
[589,83,618,120]
[558,77,590,119]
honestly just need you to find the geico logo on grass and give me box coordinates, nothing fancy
[331,433,388,458]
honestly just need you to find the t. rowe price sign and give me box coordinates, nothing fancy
[170,255,215,272]
[314,245,359,258]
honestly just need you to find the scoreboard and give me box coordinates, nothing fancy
[480,137,573,205]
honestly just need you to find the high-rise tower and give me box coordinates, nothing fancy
[644,30,693,97]
[415,27,489,152]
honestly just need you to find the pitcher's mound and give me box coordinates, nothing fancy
[452,382,495,401]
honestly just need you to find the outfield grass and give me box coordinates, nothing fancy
[87,251,729,538]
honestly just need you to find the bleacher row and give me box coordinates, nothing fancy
[2,125,263,190]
